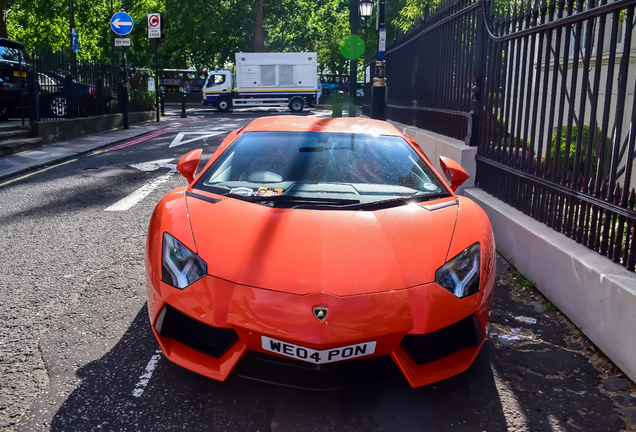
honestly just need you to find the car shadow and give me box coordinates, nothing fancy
[19,303,512,432]
[22,274,627,432]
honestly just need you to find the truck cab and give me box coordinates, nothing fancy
[202,70,233,111]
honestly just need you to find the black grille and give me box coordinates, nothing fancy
[400,315,483,365]
[234,351,405,391]
[157,305,238,359]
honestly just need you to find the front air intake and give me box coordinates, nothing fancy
[400,315,483,365]
[156,305,238,358]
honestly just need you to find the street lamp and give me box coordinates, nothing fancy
[371,0,386,120]
[359,0,373,17]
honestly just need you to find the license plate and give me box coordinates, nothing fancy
[13,71,26,77]
[261,336,376,364]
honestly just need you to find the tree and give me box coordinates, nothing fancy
[253,0,263,52]
[6,0,116,59]
[5,0,355,74]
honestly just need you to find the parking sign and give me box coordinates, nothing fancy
[148,13,161,38]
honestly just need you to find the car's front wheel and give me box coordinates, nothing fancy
[0,105,11,121]
[49,94,68,118]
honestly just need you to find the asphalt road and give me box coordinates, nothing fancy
[1,108,634,432]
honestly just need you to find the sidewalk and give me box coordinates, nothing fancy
[0,121,170,182]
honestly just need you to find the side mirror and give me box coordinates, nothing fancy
[177,149,203,184]
[439,156,469,192]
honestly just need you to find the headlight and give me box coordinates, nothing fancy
[435,243,480,298]
[162,232,207,289]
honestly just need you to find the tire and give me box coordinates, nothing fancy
[216,98,231,112]
[0,105,11,121]
[289,97,304,113]
[49,94,68,118]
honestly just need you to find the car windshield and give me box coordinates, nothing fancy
[195,131,449,208]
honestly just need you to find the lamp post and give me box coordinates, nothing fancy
[348,0,359,117]
[371,0,386,120]
[359,0,373,110]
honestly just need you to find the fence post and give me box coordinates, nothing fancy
[469,3,487,147]
[96,78,104,116]
[66,74,75,119]
[27,70,39,124]
[122,82,129,129]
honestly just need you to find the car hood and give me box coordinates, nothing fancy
[187,195,458,296]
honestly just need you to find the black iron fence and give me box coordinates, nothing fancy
[374,0,636,271]
[11,52,155,123]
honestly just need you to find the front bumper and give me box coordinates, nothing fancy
[146,266,494,389]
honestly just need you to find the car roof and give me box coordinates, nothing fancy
[0,38,26,50]
[242,116,404,136]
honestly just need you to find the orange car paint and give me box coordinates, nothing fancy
[145,116,495,388]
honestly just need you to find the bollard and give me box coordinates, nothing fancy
[123,83,129,129]
[332,91,343,118]
[181,91,187,118]
[161,91,165,116]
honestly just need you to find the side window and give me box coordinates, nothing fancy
[278,65,294,86]
[261,65,276,86]
[206,74,226,87]
[0,47,19,62]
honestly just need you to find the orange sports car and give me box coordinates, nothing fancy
[145,116,496,390]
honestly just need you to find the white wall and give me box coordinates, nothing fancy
[465,187,636,383]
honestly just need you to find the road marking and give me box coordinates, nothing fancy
[132,349,162,398]
[169,131,225,148]
[92,127,176,155]
[0,158,78,188]
[104,170,175,211]
[129,158,176,172]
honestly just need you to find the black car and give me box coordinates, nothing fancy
[37,71,97,118]
[0,38,30,120]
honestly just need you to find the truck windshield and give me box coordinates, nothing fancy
[194,131,450,208]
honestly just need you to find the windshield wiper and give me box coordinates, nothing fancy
[296,193,452,211]
[223,193,360,206]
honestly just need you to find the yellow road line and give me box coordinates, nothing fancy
[0,158,78,188]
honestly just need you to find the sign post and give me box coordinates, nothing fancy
[111,10,133,129]
[148,13,161,122]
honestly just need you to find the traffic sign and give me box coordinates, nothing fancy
[71,28,79,53]
[148,13,161,38]
[114,38,131,47]
[111,12,134,36]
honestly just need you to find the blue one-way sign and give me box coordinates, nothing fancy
[110,12,134,36]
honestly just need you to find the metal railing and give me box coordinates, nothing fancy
[478,0,636,270]
[373,0,636,270]
[31,52,154,122]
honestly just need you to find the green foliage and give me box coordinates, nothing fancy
[265,0,351,75]
[5,0,353,74]
[512,270,535,289]
[393,0,426,32]
[6,0,116,59]
[549,125,613,176]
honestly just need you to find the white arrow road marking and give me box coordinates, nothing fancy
[129,158,176,172]
[105,170,175,211]
[132,350,162,398]
[169,131,225,148]
[112,18,133,28]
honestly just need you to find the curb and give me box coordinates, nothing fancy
[0,124,171,183]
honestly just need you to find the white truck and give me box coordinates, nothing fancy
[202,52,319,112]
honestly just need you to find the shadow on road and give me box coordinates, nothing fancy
[29,304,511,432]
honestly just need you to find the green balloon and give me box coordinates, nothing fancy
[339,35,365,60]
